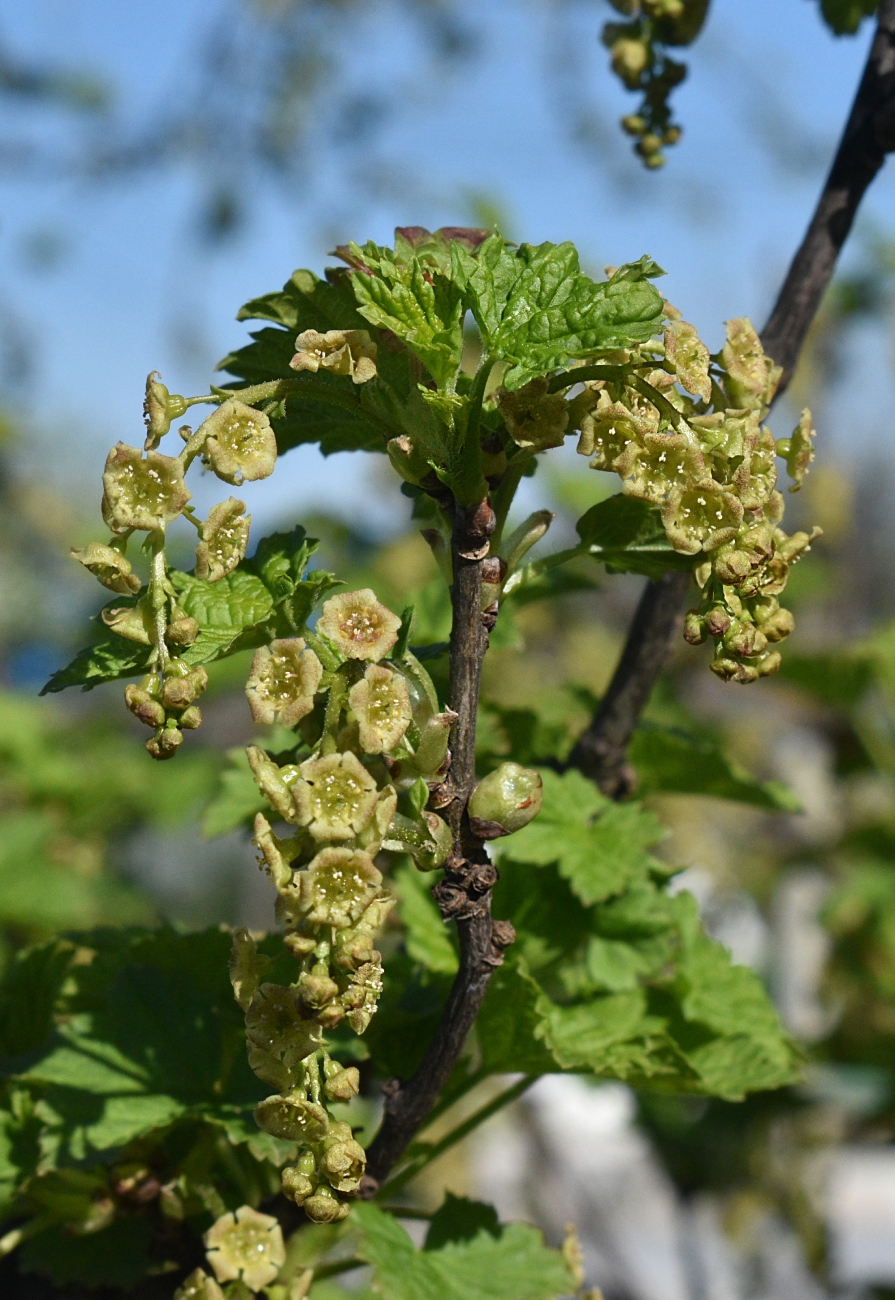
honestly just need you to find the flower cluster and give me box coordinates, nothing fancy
[563,314,819,682]
[72,376,276,759]
[232,588,458,1222]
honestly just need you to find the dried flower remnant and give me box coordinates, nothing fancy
[101,443,190,533]
[195,497,251,582]
[290,328,378,384]
[200,398,277,486]
[498,377,569,451]
[70,542,142,595]
[246,638,323,727]
[317,588,401,661]
[203,1206,285,1290]
[348,664,412,753]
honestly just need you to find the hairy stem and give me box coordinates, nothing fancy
[569,2,895,797]
[363,498,507,1187]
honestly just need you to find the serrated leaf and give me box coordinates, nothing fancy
[454,238,665,389]
[576,494,696,578]
[350,258,465,389]
[39,635,152,695]
[393,863,459,976]
[353,1201,574,1300]
[424,1194,500,1250]
[499,769,665,905]
[630,723,801,811]
[476,959,558,1076]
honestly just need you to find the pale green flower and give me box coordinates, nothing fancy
[299,847,383,928]
[348,664,412,753]
[317,588,401,662]
[661,481,743,554]
[195,497,251,582]
[290,328,377,384]
[246,638,323,728]
[293,751,379,842]
[102,443,190,533]
[71,542,141,595]
[200,399,277,486]
[203,1206,285,1290]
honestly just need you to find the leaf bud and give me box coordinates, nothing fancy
[160,664,208,710]
[199,399,277,486]
[124,685,166,729]
[102,443,190,534]
[195,497,251,582]
[348,664,412,754]
[500,509,554,575]
[317,588,402,662]
[203,1206,286,1291]
[71,542,142,595]
[497,377,569,452]
[143,372,188,449]
[290,328,378,384]
[323,1062,361,1102]
[469,763,543,838]
[246,637,323,728]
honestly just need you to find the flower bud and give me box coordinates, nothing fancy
[199,400,277,486]
[610,37,649,89]
[321,1125,366,1194]
[228,928,268,1012]
[281,1166,316,1205]
[296,963,340,1012]
[718,318,782,414]
[664,318,711,403]
[703,605,732,638]
[174,1268,225,1300]
[710,653,759,685]
[348,664,412,754]
[682,611,706,645]
[179,705,202,729]
[101,599,155,644]
[195,497,251,583]
[71,542,141,595]
[124,685,166,729]
[290,328,377,384]
[160,664,208,710]
[757,605,795,642]
[416,812,453,871]
[254,1095,329,1142]
[323,1062,360,1102]
[407,710,456,777]
[247,747,300,823]
[165,612,200,646]
[722,619,767,658]
[302,1188,350,1224]
[387,434,430,485]
[143,372,188,449]
[317,588,402,662]
[146,725,183,760]
[246,638,323,728]
[102,443,190,534]
[711,545,753,584]
[469,763,543,838]
[782,408,816,492]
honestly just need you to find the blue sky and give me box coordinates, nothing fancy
[0,0,889,531]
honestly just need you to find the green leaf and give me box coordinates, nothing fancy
[353,1201,574,1300]
[39,635,153,695]
[575,494,696,578]
[202,747,266,838]
[476,959,559,1076]
[817,0,878,35]
[19,1216,152,1289]
[630,723,802,811]
[454,238,665,389]
[393,863,459,976]
[424,1194,500,1250]
[499,769,665,905]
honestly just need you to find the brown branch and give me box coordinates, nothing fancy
[569,1,895,797]
[363,498,512,1188]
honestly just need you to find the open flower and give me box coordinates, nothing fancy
[200,399,277,485]
[254,1095,330,1143]
[661,482,743,554]
[299,847,383,928]
[174,1268,224,1300]
[738,425,778,510]
[290,328,377,384]
[195,497,250,582]
[101,443,190,533]
[574,391,657,469]
[244,983,322,1089]
[71,542,141,595]
[293,751,379,842]
[497,377,569,451]
[664,318,711,403]
[246,638,323,727]
[317,588,401,662]
[617,431,709,504]
[348,664,412,753]
[203,1206,286,1290]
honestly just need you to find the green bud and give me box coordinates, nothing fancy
[165,612,200,646]
[321,1124,366,1194]
[290,328,377,384]
[229,928,269,1012]
[497,377,569,452]
[323,1063,361,1102]
[302,1188,350,1224]
[682,611,706,645]
[703,605,732,638]
[710,652,759,685]
[281,1166,316,1205]
[179,705,202,729]
[296,963,340,1012]
[101,598,155,644]
[610,37,649,89]
[160,664,207,710]
[348,663,412,754]
[202,1206,286,1291]
[195,497,251,582]
[416,812,453,871]
[387,434,430,486]
[711,545,753,584]
[146,726,183,761]
[637,132,663,156]
[407,710,456,777]
[246,637,323,728]
[663,125,682,145]
[102,443,190,534]
[294,751,380,843]
[174,1268,225,1300]
[71,542,141,595]
[469,762,543,838]
[124,685,166,729]
[317,588,402,662]
[143,371,188,449]
[199,399,277,486]
[722,619,767,658]
[621,113,646,135]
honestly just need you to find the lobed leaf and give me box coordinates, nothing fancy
[576,494,697,578]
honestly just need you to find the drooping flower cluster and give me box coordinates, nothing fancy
[559,313,818,683]
[231,588,457,1222]
[72,377,277,759]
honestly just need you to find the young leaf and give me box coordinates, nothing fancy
[576,494,697,578]
[392,862,459,976]
[630,723,802,811]
[202,747,266,838]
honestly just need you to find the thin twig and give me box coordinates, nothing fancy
[569,2,895,797]
[363,498,511,1188]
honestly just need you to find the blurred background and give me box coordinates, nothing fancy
[2,1,895,1296]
